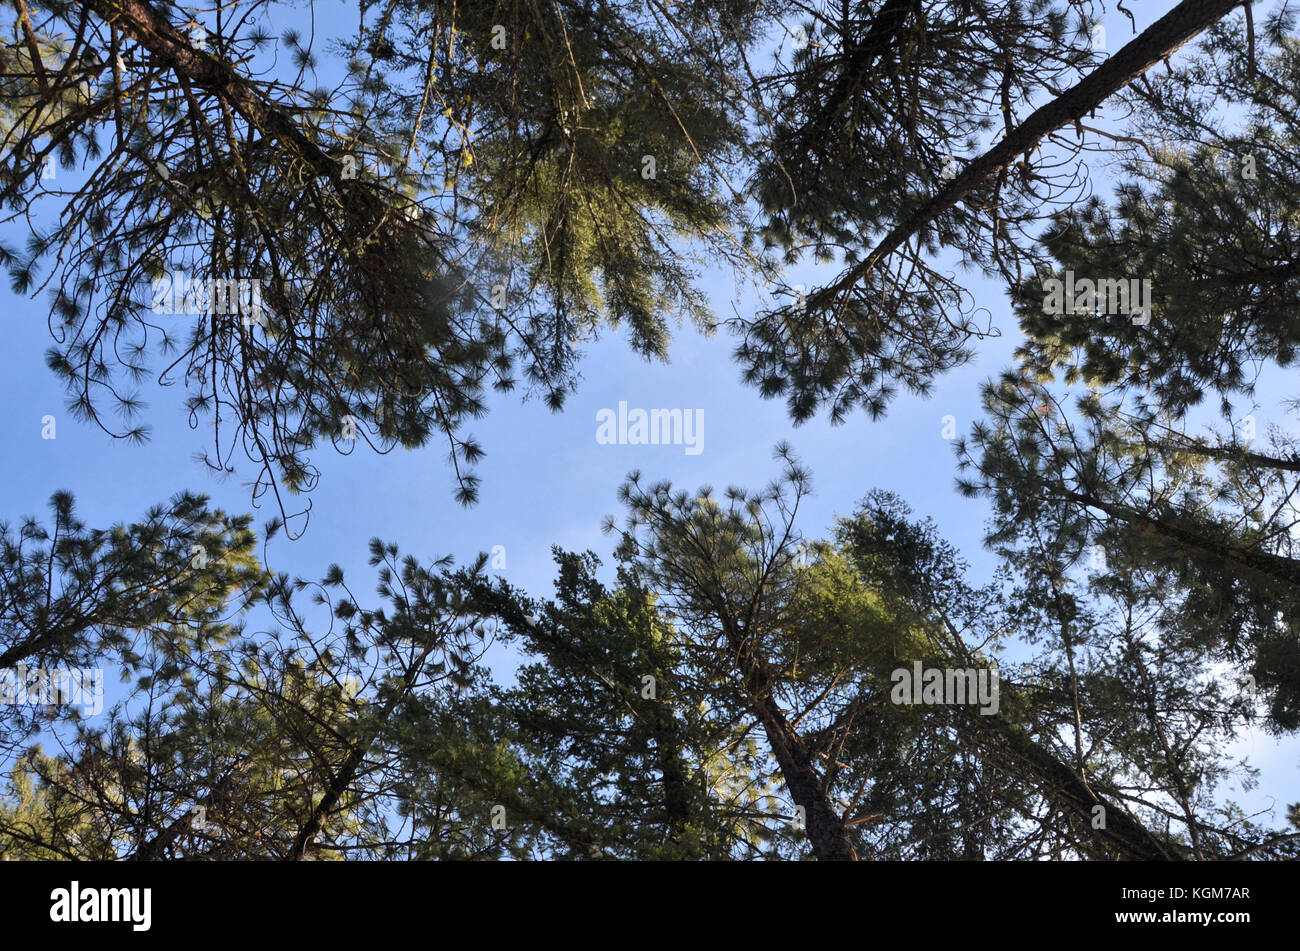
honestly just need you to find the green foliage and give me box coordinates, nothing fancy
[3,0,1300,863]
[0,490,267,676]
[0,0,767,520]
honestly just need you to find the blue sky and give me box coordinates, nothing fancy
[0,260,1021,615]
[2,0,1296,840]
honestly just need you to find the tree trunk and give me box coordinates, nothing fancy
[749,687,858,860]
[816,0,1245,304]
[958,708,1181,860]
[720,613,856,860]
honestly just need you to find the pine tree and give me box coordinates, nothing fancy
[0,0,767,521]
[462,552,761,859]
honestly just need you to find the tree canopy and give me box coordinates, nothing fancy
[3,0,1299,861]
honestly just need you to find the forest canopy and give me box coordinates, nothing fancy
[1,0,1298,860]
